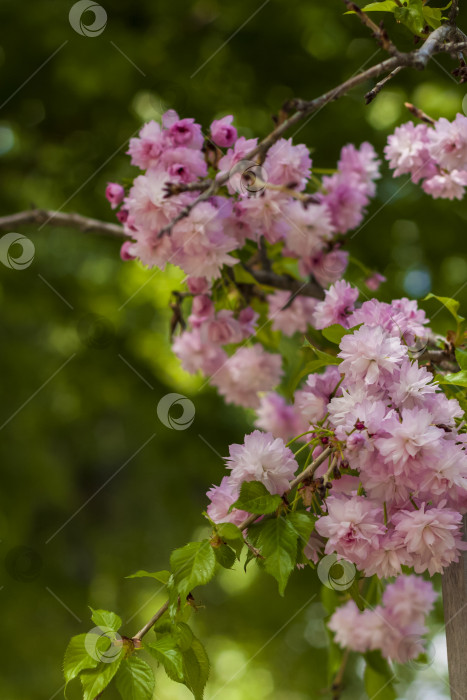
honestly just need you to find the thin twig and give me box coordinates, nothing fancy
[342,0,395,53]
[0,209,127,238]
[331,649,350,699]
[132,600,169,641]
[242,264,325,300]
[404,101,436,126]
[365,66,404,104]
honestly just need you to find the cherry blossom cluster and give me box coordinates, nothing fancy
[385,113,467,200]
[329,575,436,663]
[205,287,467,661]
[172,285,283,408]
[106,110,381,283]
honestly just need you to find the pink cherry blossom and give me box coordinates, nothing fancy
[267,291,317,336]
[255,392,307,442]
[315,494,385,568]
[210,115,238,148]
[263,138,312,191]
[226,430,298,494]
[338,325,407,386]
[312,281,359,329]
[206,476,249,525]
[422,169,467,200]
[392,503,467,575]
[211,345,283,408]
[105,183,125,209]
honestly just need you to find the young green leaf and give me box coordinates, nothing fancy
[170,540,216,600]
[422,5,443,29]
[364,650,393,678]
[174,622,194,651]
[80,655,124,700]
[182,637,210,700]
[437,370,467,387]
[394,0,425,36]
[213,543,236,569]
[353,1,398,11]
[126,570,171,584]
[364,664,396,700]
[287,511,316,556]
[216,522,245,558]
[321,323,361,345]
[63,634,99,686]
[147,634,184,682]
[302,339,342,366]
[424,293,465,325]
[90,608,122,632]
[257,516,299,595]
[115,656,155,700]
[231,480,282,515]
[456,348,467,370]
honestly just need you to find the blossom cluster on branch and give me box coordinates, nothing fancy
[386,112,467,199]
[59,7,467,698]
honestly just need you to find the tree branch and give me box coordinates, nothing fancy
[242,264,325,300]
[132,600,169,641]
[0,209,127,238]
[158,22,462,238]
[365,66,404,104]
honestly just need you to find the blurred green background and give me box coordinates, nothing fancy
[1,0,467,698]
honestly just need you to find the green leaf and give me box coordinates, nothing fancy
[364,650,393,678]
[322,323,362,345]
[302,339,342,366]
[287,511,316,556]
[349,577,365,612]
[80,654,124,700]
[147,634,185,682]
[63,634,99,686]
[354,0,398,11]
[424,293,465,325]
[216,522,245,559]
[364,664,396,700]
[170,540,216,600]
[233,265,258,285]
[456,348,467,370]
[321,324,347,345]
[213,543,236,569]
[182,637,210,700]
[174,622,194,652]
[116,657,155,700]
[394,0,426,36]
[422,5,442,29]
[90,608,122,632]
[257,516,298,595]
[126,570,171,584]
[437,370,467,387]
[231,480,282,515]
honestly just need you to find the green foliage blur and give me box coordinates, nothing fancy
[1,0,466,698]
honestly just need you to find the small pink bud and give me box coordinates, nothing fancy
[210,115,237,148]
[120,241,135,261]
[105,183,125,209]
